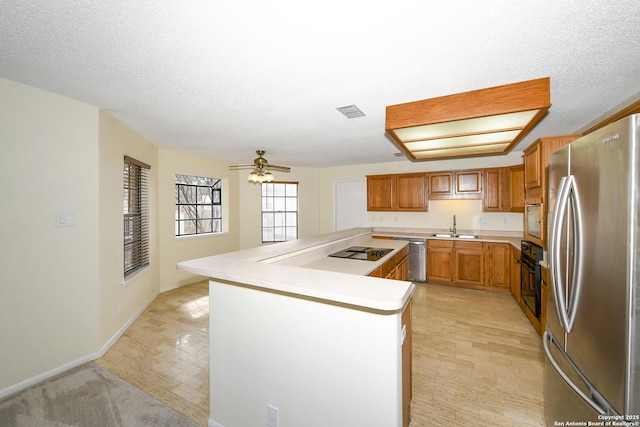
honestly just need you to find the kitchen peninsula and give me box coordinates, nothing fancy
[177,228,414,427]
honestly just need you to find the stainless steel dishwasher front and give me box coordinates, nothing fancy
[392,237,426,282]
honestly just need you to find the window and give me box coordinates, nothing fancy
[262,182,298,243]
[175,174,222,236]
[123,156,150,280]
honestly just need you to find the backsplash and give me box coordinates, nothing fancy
[368,199,523,233]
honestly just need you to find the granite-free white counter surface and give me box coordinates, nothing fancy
[177,228,414,312]
[372,227,523,250]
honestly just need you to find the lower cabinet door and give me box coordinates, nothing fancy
[454,250,484,286]
[427,248,453,283]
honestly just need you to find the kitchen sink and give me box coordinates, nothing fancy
[431,233,479,239]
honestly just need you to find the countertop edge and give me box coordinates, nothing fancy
[177,228,414,313]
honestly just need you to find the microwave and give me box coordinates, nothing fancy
[526,204,542,238]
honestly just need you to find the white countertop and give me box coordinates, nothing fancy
[177,228,414,312]
[372,228,523,250]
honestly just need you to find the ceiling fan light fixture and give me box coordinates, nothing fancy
[385,77,551,161]
[247,168,274,184]
[230,150,290,184]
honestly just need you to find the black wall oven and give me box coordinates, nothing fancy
[520,240,543,318]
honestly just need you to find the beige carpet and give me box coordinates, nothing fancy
[0,362,200,427]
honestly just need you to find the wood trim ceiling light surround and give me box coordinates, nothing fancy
[385,78,551,161]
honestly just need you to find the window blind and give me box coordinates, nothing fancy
[123,156,150,280]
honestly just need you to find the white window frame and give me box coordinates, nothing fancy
[261,181,298,243]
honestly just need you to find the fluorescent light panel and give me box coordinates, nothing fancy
[385,78,551,161]
[403,130,521,151]
[412,143,510,159]
[392,110,540,142]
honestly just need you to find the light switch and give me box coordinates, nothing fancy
[55,212,76,227]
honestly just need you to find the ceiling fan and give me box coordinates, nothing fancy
[229,150,291,183]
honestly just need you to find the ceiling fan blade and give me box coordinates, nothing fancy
[228,164,255,170]
[267,164,291,172]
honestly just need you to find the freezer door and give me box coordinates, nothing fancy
[562,120,633,414]
[543,331,613,425]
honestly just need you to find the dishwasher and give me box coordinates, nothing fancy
[392,237,427,282]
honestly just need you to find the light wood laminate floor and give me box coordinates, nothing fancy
[96,281,545,426]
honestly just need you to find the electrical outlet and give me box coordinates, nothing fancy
[117,305,122,318]
[267,404,278,427]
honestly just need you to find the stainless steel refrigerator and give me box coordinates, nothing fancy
[544,114,640,424]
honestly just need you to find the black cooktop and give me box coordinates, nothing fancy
[328,246,393,261]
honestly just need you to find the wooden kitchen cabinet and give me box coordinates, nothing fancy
[396,173,427,211]
[510,246,522,302]
[366,173,427,212]
[454,241,485,287]
[394,253,410,281]
[368,245,410,280]
[482,168,506,212]
[484,243,510,289]
[456,170,482,195]
[428,239,484,287]
[523,134,580,202]
[483,165,524,212]
[523,134,580,248]
[427,239,454,283]
[507,164,525,212]
[428,169,482,200]
[428,239,514,291]
[523,142,542,191]
[427,172,453,197]
[366,174,395,211]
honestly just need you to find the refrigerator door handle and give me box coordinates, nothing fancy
[565,175,583,332]
[549,174,583,333]
[550,176,571,330]
[543,331,606,414]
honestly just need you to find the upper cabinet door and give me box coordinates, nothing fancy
[366,175,395,211]
[396,173,427,211]
[367,173,427,212]
[428,172,453,197]
[429,170,482,200]
[482,168,506,212]
[523,141,542,190]
[455,170,482,195]
[507,165,525,212]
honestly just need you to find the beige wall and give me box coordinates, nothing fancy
[98,111,160,345]
[157,149,240,290]
[0,78,100,389]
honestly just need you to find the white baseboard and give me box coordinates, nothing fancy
[209,419,224,427]
[0,290,159,400]
[0,352,98,400]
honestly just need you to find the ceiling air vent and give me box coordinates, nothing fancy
[337,105,366,119]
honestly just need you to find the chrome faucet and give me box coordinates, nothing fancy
[450,214,457,236]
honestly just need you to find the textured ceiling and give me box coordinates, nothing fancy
[1,1,639,167]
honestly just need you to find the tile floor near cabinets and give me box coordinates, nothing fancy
[97,280,545,427]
